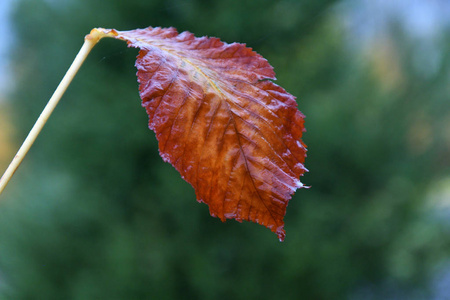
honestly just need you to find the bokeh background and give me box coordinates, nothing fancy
[0,0,449,299]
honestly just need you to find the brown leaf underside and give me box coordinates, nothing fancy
[106,27,307,241]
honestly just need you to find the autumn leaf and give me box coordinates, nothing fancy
[99,27,307,241]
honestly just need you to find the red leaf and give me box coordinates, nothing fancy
[103,27,307,241]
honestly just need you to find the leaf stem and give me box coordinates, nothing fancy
[0,32,103,196]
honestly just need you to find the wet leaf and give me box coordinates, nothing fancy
[101,27,307,241]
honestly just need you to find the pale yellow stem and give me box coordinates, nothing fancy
[0,29,113,196]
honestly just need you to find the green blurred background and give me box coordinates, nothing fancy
[0,0,449,299]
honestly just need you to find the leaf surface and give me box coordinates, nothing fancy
[100,27,307,241]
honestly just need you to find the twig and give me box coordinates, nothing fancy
[0,29,109,196]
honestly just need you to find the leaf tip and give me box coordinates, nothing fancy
[277,228,286,242]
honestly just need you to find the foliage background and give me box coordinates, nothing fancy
[0,0,449,299]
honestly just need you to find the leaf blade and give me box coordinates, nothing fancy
[105,26,307,241]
